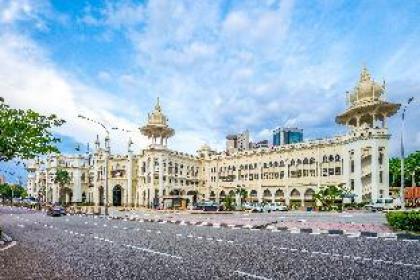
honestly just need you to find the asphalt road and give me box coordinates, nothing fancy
[1,206,419,280]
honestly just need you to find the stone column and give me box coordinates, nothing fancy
[371,141,379,202]
[52,183,59,203]
[127,151,133,207]
[383,140,390,198]
[158,155,164,207]
[149,156,155,208]
[342,148,351,191]
[354,144,363,203]
[93,160,100,206]
[72,156,82,203]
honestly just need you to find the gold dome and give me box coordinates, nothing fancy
[349,67,384,105]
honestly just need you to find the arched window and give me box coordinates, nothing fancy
[263,189,271,197]
[303,158,309,164]
[335,155,341,162]
[250,190,258,197]
[304,188,315,199]
[275,189,284,197]
[290,188,300,198]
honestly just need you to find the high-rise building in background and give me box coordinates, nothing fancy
[273,128,303,146]
[226,130,249,153]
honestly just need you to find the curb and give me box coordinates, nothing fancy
[67,213,419,242]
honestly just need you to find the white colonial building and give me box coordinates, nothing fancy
[27,68,400,209]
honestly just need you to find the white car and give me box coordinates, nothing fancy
[270,202,288,211]
[365,198,395,211]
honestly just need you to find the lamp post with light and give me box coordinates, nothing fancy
[400,97,414,210]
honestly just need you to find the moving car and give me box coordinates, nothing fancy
[47,203,66,216]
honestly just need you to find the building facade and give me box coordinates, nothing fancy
[27,68,400,209]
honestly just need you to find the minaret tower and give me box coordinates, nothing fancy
[140,97,175,149]
[336,67,400,203]
[336,66,400,130]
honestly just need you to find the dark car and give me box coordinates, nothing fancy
[47,203,66,216]
[193,201,223,211]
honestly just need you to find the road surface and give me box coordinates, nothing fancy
[0,206,418,279]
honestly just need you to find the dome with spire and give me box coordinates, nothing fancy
[349,67,385,106]
[140,97,174,148]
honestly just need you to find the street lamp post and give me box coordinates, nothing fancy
[78,114,111,216]
[400,97,414,210]
[104,135,110,216]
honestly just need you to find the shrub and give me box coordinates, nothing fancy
[386,211,420,233]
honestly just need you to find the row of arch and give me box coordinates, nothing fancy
[210,188,315,199]
[216,155,342,172]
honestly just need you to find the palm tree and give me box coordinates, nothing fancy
[236,186,248,207]
[54,169,71,204]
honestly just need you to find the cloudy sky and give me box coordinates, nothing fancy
[1,0,420,182]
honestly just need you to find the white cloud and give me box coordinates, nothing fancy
[0,32,148,154]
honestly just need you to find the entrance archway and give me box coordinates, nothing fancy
[113,185,122,206]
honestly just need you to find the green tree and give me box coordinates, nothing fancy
[223,195,235,211]
[314,185,344,211]
[0,98,65,161]
[0,183,28,204]
[389,157,401,187]
[405,151,420,186]
[389,151,420,187]
[54,169,71,203]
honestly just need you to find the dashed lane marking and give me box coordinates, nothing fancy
[233,270,272,280]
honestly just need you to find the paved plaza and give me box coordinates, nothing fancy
[1,206,419,279]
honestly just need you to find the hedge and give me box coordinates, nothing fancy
[386,211,420,233]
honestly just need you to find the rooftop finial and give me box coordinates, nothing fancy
[360,65,370,81]
[155,96,161,111]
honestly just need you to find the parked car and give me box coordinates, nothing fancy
[365,198,395,211]
[47,203,66,216]
[23,197,38,206]
[270,202,288,211]
[193,201,223,211]
[242,202,254,210]
[250,203,263,212]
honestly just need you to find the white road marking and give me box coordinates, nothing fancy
[0,241,17,251]
[234,270,272,280]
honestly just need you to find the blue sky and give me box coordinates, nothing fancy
[1,0,420,183]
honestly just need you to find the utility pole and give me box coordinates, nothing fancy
[400,97,414,210]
